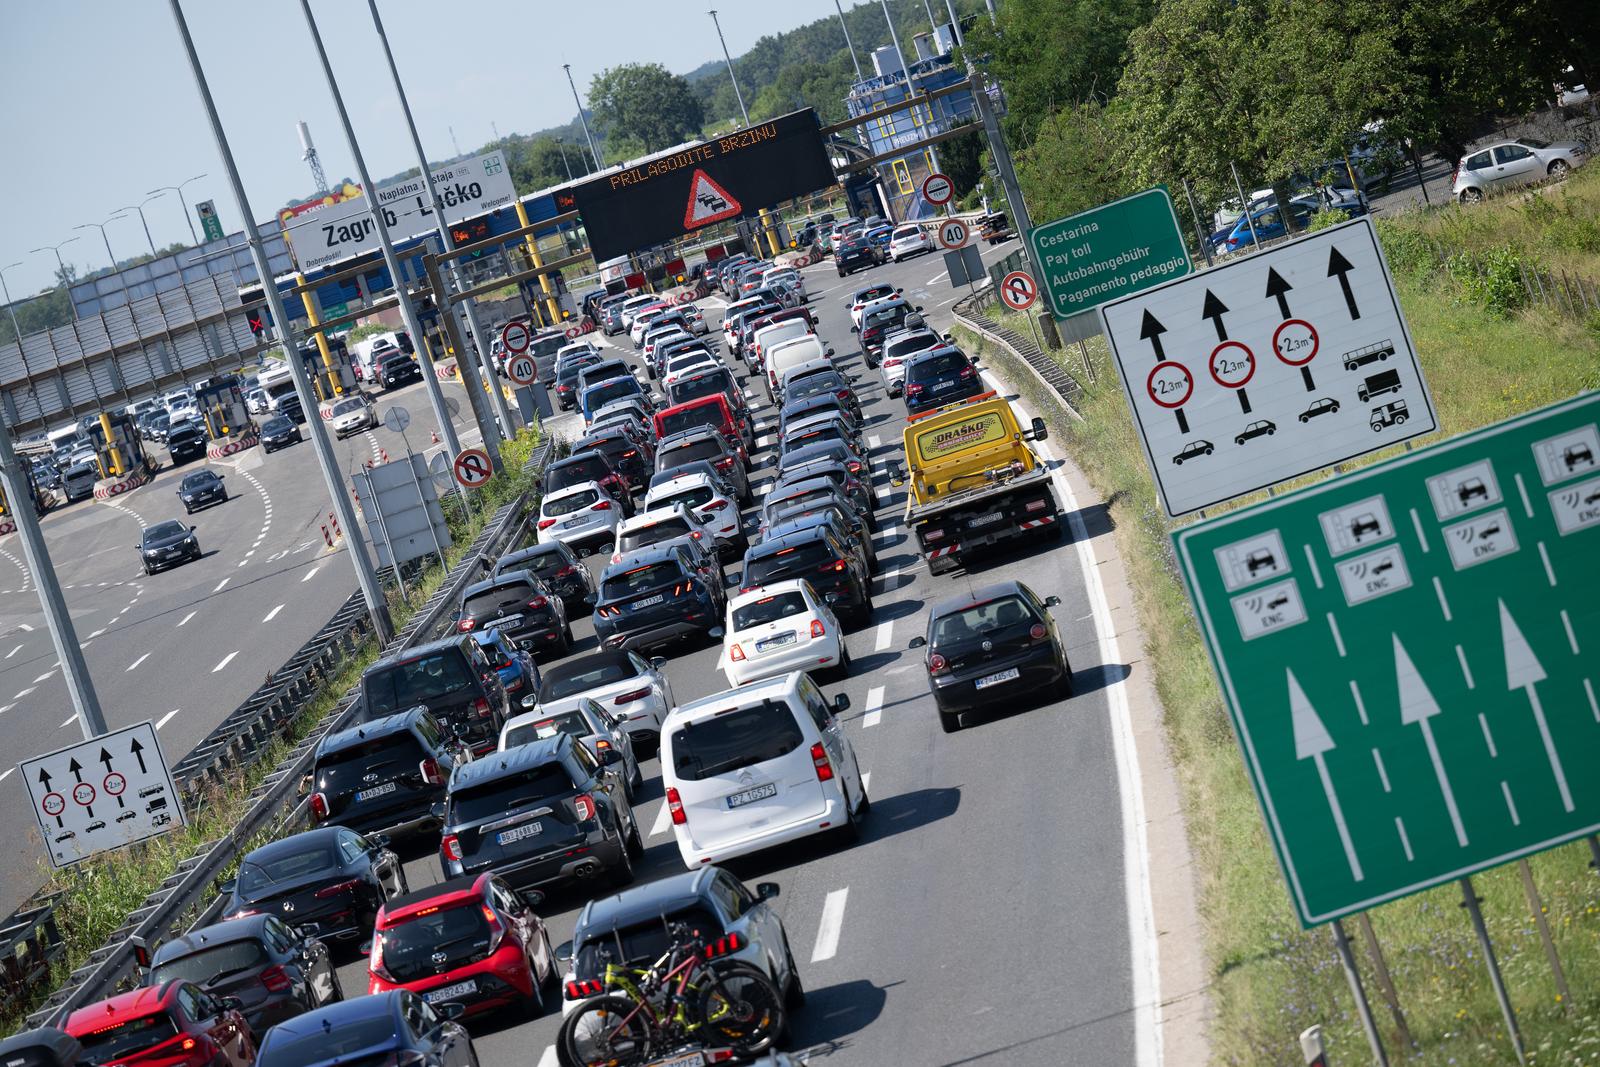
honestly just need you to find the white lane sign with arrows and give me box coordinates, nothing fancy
[20,721,185,868]
[1099,216,1438,517]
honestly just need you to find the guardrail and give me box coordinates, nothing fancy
[951,289,1084,419]
[19,441,550,1029]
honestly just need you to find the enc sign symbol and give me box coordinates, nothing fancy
[452,449,493,489]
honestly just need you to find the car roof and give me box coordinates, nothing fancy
[543,479,607,502]
[575,868,719,940]
[379,873,487,924]
[930,580,1030,619]
[543,650,637,685]
[318,710,422,756]
[729,578,814,610]
[369,635,467,671]
[260,993,404,1052]
[462,571,535,599]
[668,671,802,725]
[150,915,276,964]
[66,984,178,1032]
[648,471,718,495]
[744,525,829,559]
[449,735,569,790]
[245,825,348,862]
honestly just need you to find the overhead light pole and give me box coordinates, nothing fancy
[555,137,574,181]
[74,217,128,273]
[165,0,394,644]
[0,262,27,344]
[879,0,942,181]
[147,173,208,246]
[564,63,602,170]
[708,10,750,125]
[833,0,864,80]
[118,194,168,257]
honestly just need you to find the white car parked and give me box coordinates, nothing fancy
[719,580,846,688]
[1452,138,1590,203]
[645,472,746,553]
[537,480,623,554]
[327,395,374,438]
[661,671,867,869]
[887,224,932,262]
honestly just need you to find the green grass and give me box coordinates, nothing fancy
[958,182,1600,1064]
[3,427,543,1036]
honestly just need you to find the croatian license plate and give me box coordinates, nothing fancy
[635,595,664,608]
[356,782,397,802]
[645,1054,707,1067]
[756,631,796,652]
[425,980,476,1003]
[975,667,1021,690]
[726,782,778,809]
[496,614,524,629]
[968,512,1004,528]
[497,822,544,845]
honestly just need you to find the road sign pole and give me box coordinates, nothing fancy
[423,257,503,472]
[1331,919,1390,1067]
[168,0,393,646]
[1354,913,1414,1049]
[1459,877,1527,1065]
[1590,835,1600,872]
[972,69,1046,288]
[1181,179,1215,268]
[1229,162,1262,248]
[1515,859,1573,1012]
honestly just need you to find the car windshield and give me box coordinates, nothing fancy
[660,406,722,438]
[931,595,1041,645]
[887,334,940,359]
[503,711,591,749]
[331,398,364,416]
[575,906,723,975]
[733,591,809,631]
[377,904,493,982]
[782,444,850,472]
[558,358,602,385]
[1518,137,1550,149]
[659,438,725,468]
[259,1014,396,1065]
[788,373,846,401]
[892,226,920,239]
[497,547,565,579]
[586,379,638,410]
[865,306,909,330]
[237,846,335,896]
[671,374,731,407]
[541,655,637,700]
[366,651,474,716]
[910,352,969,379]
[76,1014,180,1066]
[317,734,426,791]
[746,539,834,586]
[143,521,187,543]
[263,417,291,433]
[545,489,600,516]
[623,518,692,550]
[462,579,535,620]
[180,472,214,488]
[652,485,714,512]
[602,560,683,599]
[670,700,805,781]
[151,938,267,986]
[450,765,573,823]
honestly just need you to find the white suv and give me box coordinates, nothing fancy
[887,224,931,262]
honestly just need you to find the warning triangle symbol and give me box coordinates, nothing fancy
[683,169,743,229]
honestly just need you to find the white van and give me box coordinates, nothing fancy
[660,671,867,869]
[750,320,810,377]
[764,334,835,396]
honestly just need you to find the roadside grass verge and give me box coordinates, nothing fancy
[3,426,543,1036]
[959,190,1600,1063]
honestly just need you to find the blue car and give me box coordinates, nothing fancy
[864,224,895,251]
[1221,192,1369,253]
[473,628,541,710]
[255,990,474,1067]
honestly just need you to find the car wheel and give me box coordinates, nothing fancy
[540,928,560,990]
[832,643,852,681]
[1205,447,1214,455]
[625,812,645,860]
[1173,456,1183,464]
[521,955,546,1019]
[1299,415,1308,423]
[1459,187,1484,204]
[840,783,864,843]
[612,824,637,887]
[782,938,806,1009]
[939,708,961,733]
[1052,657,1076,700]
[1550,159,1571,179]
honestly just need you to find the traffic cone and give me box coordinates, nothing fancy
[431,429,440,445]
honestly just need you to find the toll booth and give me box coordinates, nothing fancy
[197,375,252,441]
[736,215,791,258]
[85,412,147,479]
[298,338,357,401]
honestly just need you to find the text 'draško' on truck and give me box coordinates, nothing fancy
[897,391,1059,574]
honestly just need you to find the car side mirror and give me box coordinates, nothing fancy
[218,878,237,896]
[833,693,850,713]
[434,1001,467,1021]
[823,593,840,604]
[369,833,391,849]
[188,525,196,532]
[430,799,447,820]
[1029,417,1049,442]
[1045,595,1062,608]
[756,881,781,901]
[217,996,244,1014]
[555,940,576,966]
[915,305,925,312]
[519,888,546,909]
[850,325,859,333]
[709,626,725,639]
[908,636,928,649]
[599,747,622,766]
[451,721,472,739]
[650,657,667,670]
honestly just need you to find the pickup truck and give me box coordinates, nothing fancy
[897,392,1059,574]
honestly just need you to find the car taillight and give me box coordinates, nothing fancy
[835,389,852,402]
[538,518,557,529]
[729,643,746,661]
[819,558,847,573]
[810,619,826,638]
[811,742,834,781]
[566,979,604,999]
[554,564,578,578]
[260,964,292,993]
[457,617,477,632]
[959,365,976,379]
[1030,623,1048,641]
[906,383,923,396]
[845,460,862,474]
[315,878,362,899]
[441,834,463,863]
[591,499,612,511]
[574,794,597,821]
[482,902,506,953]
[702,498,729,511]
[928,652,950,675]
[703,931,745,959]
[473,696,492,718]
[666,786,687,825]
[714,456,734,470]
[370,932,395,982]
[420,758,443,786]
[527,596,549,610]
[309,792,329,819]
[614,687,651,704]
[622,449,638,459]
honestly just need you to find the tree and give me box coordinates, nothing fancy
[939,130,986,200]
[1016,102,1137,222]
[588,64,704,152]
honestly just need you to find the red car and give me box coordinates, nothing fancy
[367,872,559,1020]
[65,981,254,1067]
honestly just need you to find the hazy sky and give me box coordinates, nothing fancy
[0,0,857,298]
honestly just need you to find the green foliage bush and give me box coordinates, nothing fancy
[1443,245,1532,318]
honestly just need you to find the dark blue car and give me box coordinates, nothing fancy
[473,629,541,711]
[255,990,474,1067]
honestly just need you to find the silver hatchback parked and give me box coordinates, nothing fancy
[1452,138,1589,203]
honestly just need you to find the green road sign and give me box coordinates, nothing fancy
[1173,392,1600,926]
[196,199,224,243]
[1029,186,1192,319]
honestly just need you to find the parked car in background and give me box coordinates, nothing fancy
[1452,138,1590,202]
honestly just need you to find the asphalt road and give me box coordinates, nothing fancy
[311,243,1154,1066]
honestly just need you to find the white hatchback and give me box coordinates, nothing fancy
[661,671,867,869]
[537,480,623,553]
[719,580,846,688]
[888,224,931,262]
[645,472,744,551]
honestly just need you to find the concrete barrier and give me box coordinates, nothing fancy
[92,465,154,500]
[207,433,260,461]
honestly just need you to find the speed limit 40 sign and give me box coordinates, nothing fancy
[504,353,537,387]
[937,219,970,249]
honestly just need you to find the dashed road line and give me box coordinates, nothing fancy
[0,768,11,784]
[862,686,884,728]
[213,578,230,592]
[59,713,77,729]
[302,566,320,583]
[15,687,37,699]
[811,888,850,962]
[177,611,197,627]
[4,645,21,659]
[126,653,151,672]
[212,650,239,673]
[263,604,285,622]
[156,709,180,730]
[650,801,673,838]
[873,618,894,652]
[33,670,55,683]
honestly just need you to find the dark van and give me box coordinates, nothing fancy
[360,636,510,756]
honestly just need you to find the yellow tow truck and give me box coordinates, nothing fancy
[898,391,1060,574]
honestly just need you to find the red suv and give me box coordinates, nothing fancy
[368,872,559,1020]
[65,981,255,1067]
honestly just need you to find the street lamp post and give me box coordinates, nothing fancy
[708,10,750,125]
[30,238,80,291]
[0,262,27,344]
[564,64,602,170]
[147,173,208,246]
[833,0,864,80]
[119,194,168,257]
[74,218,128,274]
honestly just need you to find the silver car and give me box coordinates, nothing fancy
[1453,138,1590,202]
[499,695,643,799]
[536,480,623,554]
[534,648,675,746]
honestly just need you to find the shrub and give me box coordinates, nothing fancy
[1374,218,1441,278]
[1443,245,1531,318]
[1305,208,1348,232]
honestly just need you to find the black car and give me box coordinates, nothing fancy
[782,367,861,423]
[138,519,201,574]
[277,393,308,424]
[375,350,422,390]
[771,465,876,528]
[456,570,572,657]
[572,426,652,493]
[543,452,635,516]
[308,708,465,839]
[903,348,984,415]
[147,914,340,1033]
[166,420,209,465]
[780,391,860,433]
[592,544,726,652]
[253,991,474,1067]
[778,440,869,487]
[554,354,605,410]
[222,827,405,949]
[259,415,302,452]
[909,580,1072,732]
[739,525,873,623]
[763,501,876,573]
[178,469,227,513]
[0,1028,80,1067]
[493,541,595,611]
[361,636,512,756]
[655,426,750,500]
[439,734,642,892]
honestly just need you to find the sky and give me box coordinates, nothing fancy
[0,0,857,299]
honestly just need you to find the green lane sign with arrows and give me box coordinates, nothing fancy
[1173,392,1600,926]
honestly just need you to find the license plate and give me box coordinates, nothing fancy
[645,1054,707,1067]
[968,512,1004,528]
[355,782,397,801]
[634,595,664,608]
[495,613,524,629]
[726,782,778,809]
[425,980,476,1003]
[497,822,544,845]
[975,667,1022,689]
[756,631,796,652]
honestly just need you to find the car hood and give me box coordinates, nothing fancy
[143,530,193,550]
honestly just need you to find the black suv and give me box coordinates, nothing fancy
[739,525,873,623]
[439,734,642,892]
[655,427,749,501]
[904,348,984,415]
[456,570,571,657]
[592,544,726,652]
[543,452,636,516]
[493,541,595,611]
[166,420,209,464]
[308,707,466,839]
[572,426,652,493]
[375,350,422,390]
[361,636,511,756]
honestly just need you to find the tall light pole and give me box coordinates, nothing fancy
[1,262,28,344]
[833,0,864,80]
[119,194,167,257]
[361,0,515,459]
[30,238,80,288]
[564,64,602,170]
[708,10,749,125]
[74,217,128,273]
[166,0,394,644]
[879,0,942,182]
[555,137,574,181]
[148,173,208,246]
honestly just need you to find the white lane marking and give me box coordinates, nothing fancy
[1456,645,1475,689]
[263,604,285,622]
[868,434,881,448]
[125,653,151,672]
[1515,473,1534,518]
[1371,749,1391,792]
[177,611,197,627]
[15,687,36,699]
[1349,680,1368,725]
[873,618,893,652]
[1587,677,1600,722]
[1479,712,1498,757]
[1302,545,1324,589]
[212,651,240,673]
[302,567,320,583]
[650,801,673,838]
[1410,508,1430,552]
[534,1046,559,1067]
[1327,614,1346,657]
[59,713,77,728]
[0,704,13,714]
[1537,541,1557,586]
[810,888,849,963]
[156,708,181,729]
[88,629,106,639]
[14,622,32,631]
[862,685,885,728]
[1432,576,1452,621]
[0,768,11,784]
[1502,781,1521,826]
[1395,817,1414,860]
[212,577,230,593]
[879,566,899,590]
[33,670,55,683]
[5,644,21,659]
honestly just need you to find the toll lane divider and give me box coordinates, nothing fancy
[19,443,551,1029]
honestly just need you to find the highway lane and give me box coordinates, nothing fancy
[324,243,1153,1065]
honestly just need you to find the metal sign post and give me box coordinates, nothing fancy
[1460,877,1527,1065]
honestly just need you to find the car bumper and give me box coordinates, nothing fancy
[724,634,842,688]
[931,646,1067,714]
[675,790,846,868]
[540,521,616,553]
[463,829,626,891]
[370,951,534,1016]
[597,608,716,652]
